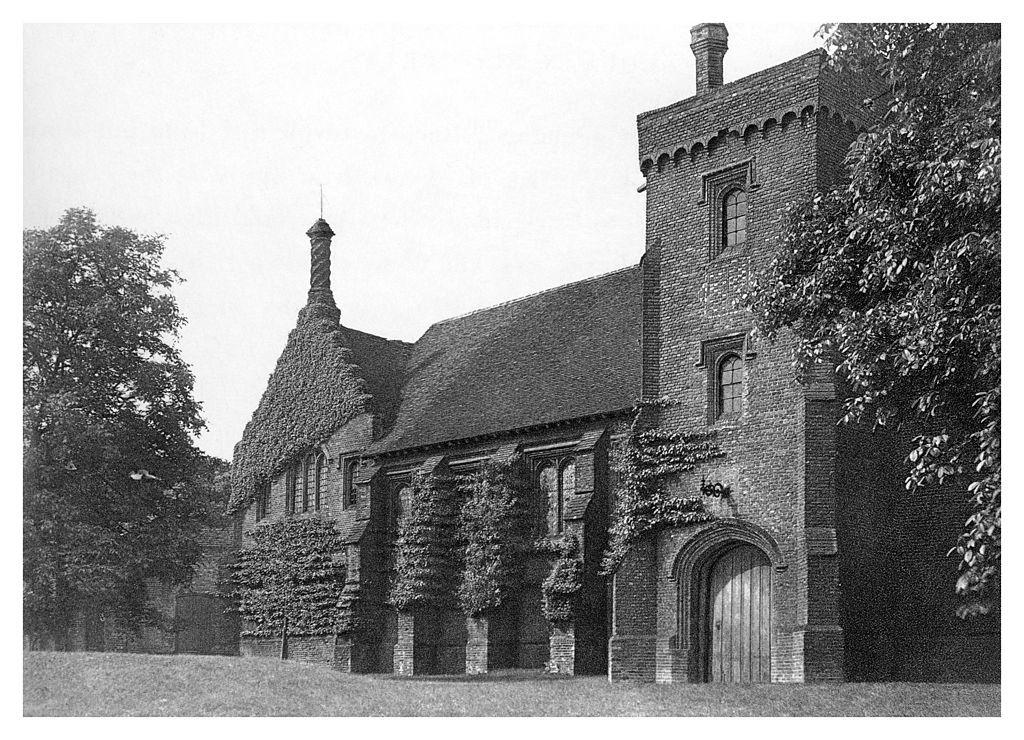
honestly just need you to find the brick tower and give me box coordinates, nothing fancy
[609,23,874,683]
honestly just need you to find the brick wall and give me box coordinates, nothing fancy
[837,423,1000,682]
[616,46,999,685]
[613,51,855,684]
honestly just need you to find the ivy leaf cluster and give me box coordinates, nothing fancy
[389,472,464,611]
[457,456,533,616]
[229,309,371,513]
[541,535,584,623]
[232,517,347,637]
[602,404,723,574]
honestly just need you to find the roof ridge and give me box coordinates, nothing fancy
[339,323,414,348]
[432,263,639,326]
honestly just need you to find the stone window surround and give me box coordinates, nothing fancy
[696,331,756,426]
[532,454,576,536]
[699,158,758,262]
[342,457,360,510]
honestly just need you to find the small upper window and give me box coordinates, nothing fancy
[255,482,270,522]
[538,462,558,536]
[718,354,744,418]
[394,484,413,534]
[285,465,297,514]
[722,188,747,252]
[302,455,314,512]
[557,460,575,535]
[344,459,359,509]
[315,453,327,511]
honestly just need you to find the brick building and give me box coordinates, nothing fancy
[230,24,999,682]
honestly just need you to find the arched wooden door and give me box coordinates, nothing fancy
[705,543,772,683]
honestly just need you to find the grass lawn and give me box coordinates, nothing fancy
[23,651,999,717]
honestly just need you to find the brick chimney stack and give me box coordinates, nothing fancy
[690,23,728,94]
[304,217,339,321]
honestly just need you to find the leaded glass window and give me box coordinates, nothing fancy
[718,354,744,417]
[722,188,747,251]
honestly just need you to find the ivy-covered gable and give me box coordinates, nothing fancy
[229,307,393,512]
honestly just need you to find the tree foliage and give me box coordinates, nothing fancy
[23,208,218,643]
[743,24,1000,614]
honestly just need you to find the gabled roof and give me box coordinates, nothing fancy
[367,265,641,455]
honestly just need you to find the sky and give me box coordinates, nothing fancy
[23,21,823,461]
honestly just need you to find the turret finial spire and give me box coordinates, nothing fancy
[304,214,339,322]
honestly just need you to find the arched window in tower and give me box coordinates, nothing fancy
[722,188,747,253]
[314,453,327,511]
[718,354,744,418]
[558,459,576,535]
[538,463,558,536]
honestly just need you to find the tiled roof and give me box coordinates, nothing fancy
[367,265,641,455]
[337,325,411,427]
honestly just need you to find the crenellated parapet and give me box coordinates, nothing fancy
[640,103,871,176]
[637,48,878,176]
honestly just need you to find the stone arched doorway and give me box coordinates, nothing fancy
[672,520,783,683]
[699,543,772,682]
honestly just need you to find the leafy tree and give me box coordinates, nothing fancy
[24,207,218,645]
[743,24,1000,615]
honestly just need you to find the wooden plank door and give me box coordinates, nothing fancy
[707,544,771,682]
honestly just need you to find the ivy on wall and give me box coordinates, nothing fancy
[457,456,533,617]
[232,516,347,637]
[389,472,464,611]
[335,578,361,634]
[602,402,724,574]
[229,308,371,513]
[541,534,584,623]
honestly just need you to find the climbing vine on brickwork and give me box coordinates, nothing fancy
[457,456,533,616]
[541,534,584,623]
[602,402,724,574]
[229,308,370,512]
[389,472,464,611]
[335,578,361,634]
[232,516,347,637]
